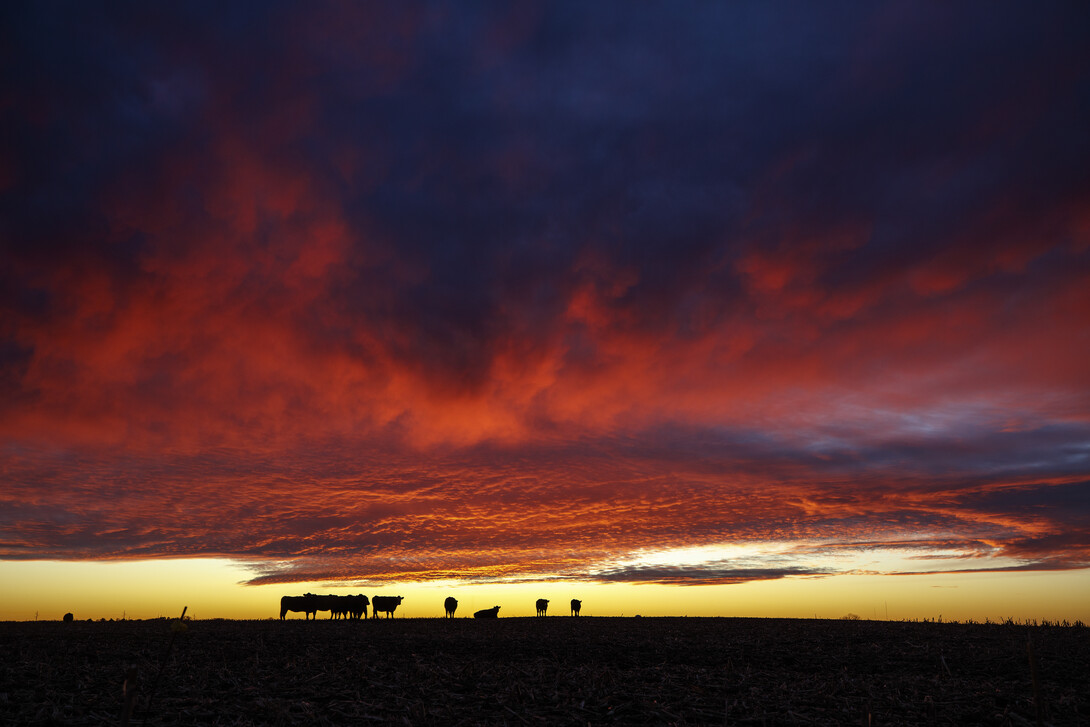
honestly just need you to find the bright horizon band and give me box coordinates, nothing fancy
[2,5,1089,622]
[2,560,1088,623]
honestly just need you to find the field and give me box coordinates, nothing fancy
[2,617,1087,725]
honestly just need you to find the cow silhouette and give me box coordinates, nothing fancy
[444,596,458,618]
[372,595,404,618]
[536,598,549,616]
[346,594,370,619]
[280,595,317,620]
[474,606,501,618]
[309,594,338,619]
[571,599,582,616]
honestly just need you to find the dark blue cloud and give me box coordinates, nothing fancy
[5,2,1088,341]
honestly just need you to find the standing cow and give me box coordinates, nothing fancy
[346,594,370,619]
[571,599,582,617]
[280,595,317,620]
[371,595,404,618]
[536,598,549,617]
[474,606,501,618]
[444,596,458,618]
[308,594,338,619]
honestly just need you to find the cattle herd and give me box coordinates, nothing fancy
[279,594,583,620]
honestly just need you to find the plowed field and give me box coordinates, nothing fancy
[2,617,1086,725]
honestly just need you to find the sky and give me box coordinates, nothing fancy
[2,2,1089,621]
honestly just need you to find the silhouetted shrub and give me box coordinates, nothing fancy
[63,612,73,622]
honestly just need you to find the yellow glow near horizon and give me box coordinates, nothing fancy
[2,559,1089,623]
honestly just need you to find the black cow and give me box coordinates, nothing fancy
[444,596,458,618]
[345,594,369,619]
[474,606,500,618]
[570,599,582,616]
[372,595,404,618]
[308,594,338,619]
[280,595,317,620]
[536,598,549,617]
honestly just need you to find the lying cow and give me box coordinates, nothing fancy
[474,606,501,618]
[372,595,404,618]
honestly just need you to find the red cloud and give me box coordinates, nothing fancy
[2,2,1089,588]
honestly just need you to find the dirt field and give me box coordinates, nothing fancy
[1,616,1087,725]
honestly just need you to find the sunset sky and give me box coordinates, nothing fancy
[2,3,1089,621]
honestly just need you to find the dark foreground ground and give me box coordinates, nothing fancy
[1,617,1087,726]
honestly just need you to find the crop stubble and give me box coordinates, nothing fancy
[1,617,1087,725]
